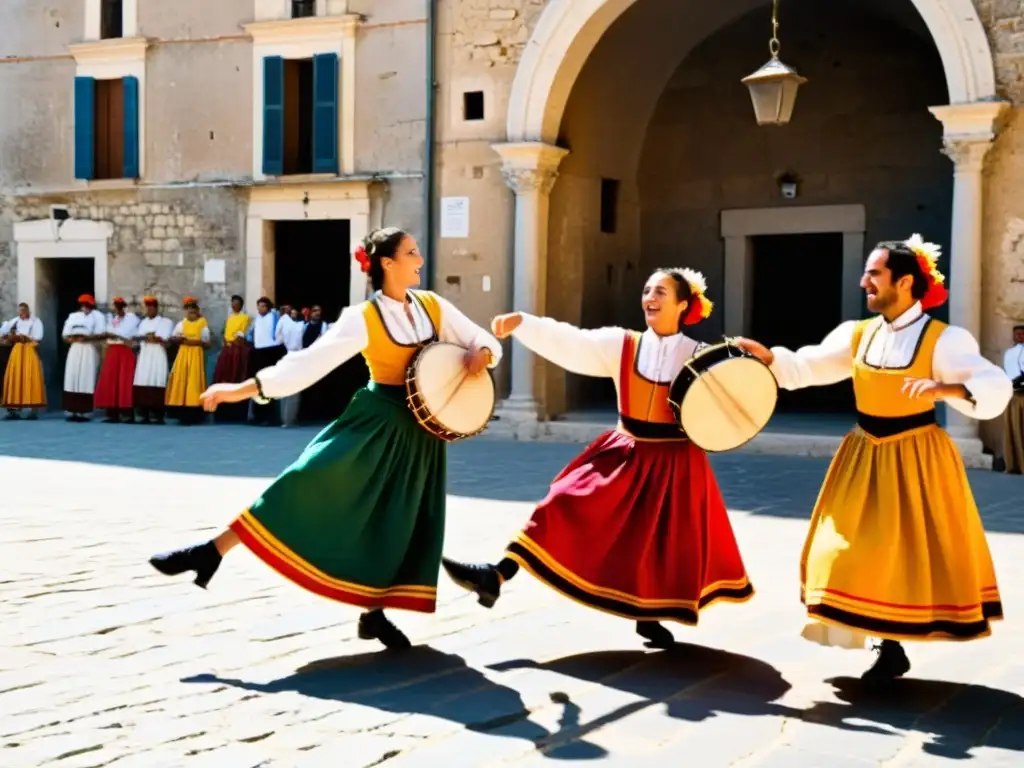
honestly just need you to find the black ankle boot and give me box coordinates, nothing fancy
[357,610,411,650]
[441,557,502,608]
[148,541,222,589]
[636,621,675,649]
[861,640,911,683]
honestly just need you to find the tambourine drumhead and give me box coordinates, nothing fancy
[673,346,778,453]
[411,342,495,436]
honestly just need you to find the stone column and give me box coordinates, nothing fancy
[492,142,569,419]
[929,102,1009,443]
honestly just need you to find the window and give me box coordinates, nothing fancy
[101,0,123,39]
[600,178,619,234]
[262,54,339,176]
[74,76,140,180]
[291,0,315,18]
[463,91,484,121]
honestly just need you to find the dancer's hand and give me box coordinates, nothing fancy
[732,337,774,366]
[463,346,492,376]
[491,313,522,339]
[902,377,966,403]
[200,381,256,411]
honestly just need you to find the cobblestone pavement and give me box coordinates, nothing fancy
[2,419,1023,766]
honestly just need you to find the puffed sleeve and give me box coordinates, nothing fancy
[512,313,624,378]
[933,325,1013,421]
[768,320,859,390]
[61,314,76,337]
[171,321,184,337]
[200,322,211,343]
[31,319,43,341]
[255,304,370,399]
[437,296,503,368]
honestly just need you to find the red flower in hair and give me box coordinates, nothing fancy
[353,244,371,273]
[904,234,948,311]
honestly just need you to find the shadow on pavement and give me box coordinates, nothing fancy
[489,644,792,758]
[798,675,1024,759]
[181,646,608,760]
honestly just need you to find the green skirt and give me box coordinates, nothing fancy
[230,382,446,613]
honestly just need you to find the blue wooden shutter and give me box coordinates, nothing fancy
[122,75,140,178]
[262,56,285,175]
[312,53,339,174]
[74,76,95,180]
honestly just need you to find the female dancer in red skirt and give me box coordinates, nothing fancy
[442,268,754,648]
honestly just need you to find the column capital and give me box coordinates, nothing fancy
[928,100,1010,143]
[940,137,995,172]
[492,141,569,196]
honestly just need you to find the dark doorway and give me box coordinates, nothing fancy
[35,258,95,410]
[273,219,367,422]
[750,233,854,414]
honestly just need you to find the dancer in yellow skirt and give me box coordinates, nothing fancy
[737,235,1013,682]
[2,302,46,420]
[166,297,211,425]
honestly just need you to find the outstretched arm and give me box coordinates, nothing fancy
[254,306,368,398]
[933,326,1013,421]
[510,313,624,378]
[736,321,858,390]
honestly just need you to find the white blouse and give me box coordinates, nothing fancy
[3,317,44,341]
[106,313,140,343]
[769,302,1012,421]
[256,292,503,399]
[1004,344,1024,380]
[62,310,106,338]
[512,313,704,384]
[137,316,174,342]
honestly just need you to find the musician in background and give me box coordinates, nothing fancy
[210,295,251,423]
[133,297,175,425]
[246,296,284,426]
[442,268,754,650]
[1001,324,1024,473]
[2,303,46,420]
[61,294,106,422]
[149,227,501,651]
[735,235,1012,683]
[95,297,140,423]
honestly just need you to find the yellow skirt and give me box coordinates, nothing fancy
[165,346,207,407]
[800,424,1001,646]
[2,343,46,408]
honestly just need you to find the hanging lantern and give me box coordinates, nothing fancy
[741,0,806,126]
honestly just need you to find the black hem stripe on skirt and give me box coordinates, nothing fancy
[803,598,1003,640]
[506,541,754,625]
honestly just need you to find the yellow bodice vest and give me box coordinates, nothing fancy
[851,316,946,418]
[224,312,250,342]
[616,331,683,440]
[180,317,209,341]
[361,290,442,385]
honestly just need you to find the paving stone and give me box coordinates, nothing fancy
[1,420,1023,765]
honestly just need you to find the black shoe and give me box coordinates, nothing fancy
[25,413,38,421]
[636,621,675,649]
[148,541,222,589]
[441,557,502,608]
[357,610,412,650]
[4,412,19,421]
[861,640,911,683]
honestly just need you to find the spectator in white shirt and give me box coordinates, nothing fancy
[1002,324,1024,474]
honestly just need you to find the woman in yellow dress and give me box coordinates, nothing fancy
[737,235,1013,683]
[2,302,46,420]
[165,297,212,425]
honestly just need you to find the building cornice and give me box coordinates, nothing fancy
[243,14,360,44]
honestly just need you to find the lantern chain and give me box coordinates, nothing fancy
[769,0,781,58]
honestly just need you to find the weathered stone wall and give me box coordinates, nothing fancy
[0,189,245,337]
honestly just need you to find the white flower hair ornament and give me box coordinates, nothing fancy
[678,268,713,325]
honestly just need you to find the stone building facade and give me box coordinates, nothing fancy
[1,0,1022,456]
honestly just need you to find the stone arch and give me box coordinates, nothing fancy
[506,0,996,143]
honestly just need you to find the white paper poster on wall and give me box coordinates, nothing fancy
[440,197,470,238]
[204,259,226,284]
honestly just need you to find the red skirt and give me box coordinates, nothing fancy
[506,430,754,625]
[94,345,136,409]
[212,342,250,384]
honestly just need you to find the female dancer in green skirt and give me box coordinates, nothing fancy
[148,228,502,649]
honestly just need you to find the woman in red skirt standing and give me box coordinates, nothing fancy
[442,268,754,648]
